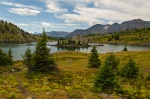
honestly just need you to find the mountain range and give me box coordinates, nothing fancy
[65,19,150,38]
[36,31,69,38]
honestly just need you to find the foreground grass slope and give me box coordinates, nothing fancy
[0,50,150,98]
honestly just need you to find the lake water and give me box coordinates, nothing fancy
[0,42,150,60]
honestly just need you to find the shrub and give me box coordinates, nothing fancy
[146,74,150,81]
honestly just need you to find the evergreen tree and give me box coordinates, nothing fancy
[33,29,56,72]
[88,46,101,68]
[120,59,139,79]
[22,47,32,74]
[94,54,119,92]
[8,48,13,65]
[57,39,60,45]
[0,48,13,66]
[77,40,81,45]
[123,46,128,51]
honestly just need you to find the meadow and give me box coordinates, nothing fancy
[0,50,150,99]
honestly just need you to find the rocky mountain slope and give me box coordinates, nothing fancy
[66,19,150,38]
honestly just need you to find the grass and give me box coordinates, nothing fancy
[0,50,150,98]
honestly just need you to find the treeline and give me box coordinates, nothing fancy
[57,39,88,46]
[0,20,36,42]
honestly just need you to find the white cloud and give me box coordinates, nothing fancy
[55,0,150,25]
[1,1,41,16]
[89,19,103,26]
[41,0,67,13]
[41,22,52,27]
[9,8,40,16]
[17,23,29,26]
[41,21,82,28]
[0,1,42,10]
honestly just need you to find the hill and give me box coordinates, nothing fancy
[80,27,150,45]
[66,19,150,38]
[0,20,37,42]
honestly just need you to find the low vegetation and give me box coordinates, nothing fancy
[0,50,150,98]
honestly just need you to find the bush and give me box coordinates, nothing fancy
[146,74,150,81]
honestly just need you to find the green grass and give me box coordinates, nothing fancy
[0,50,150,98]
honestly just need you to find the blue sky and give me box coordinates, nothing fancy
[0,0,150,33]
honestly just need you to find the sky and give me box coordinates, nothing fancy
[0,0,150,33]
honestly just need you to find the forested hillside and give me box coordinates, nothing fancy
[0,20,36,42]
[80,27,150,45]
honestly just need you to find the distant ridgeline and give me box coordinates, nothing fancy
[0,20,36,42]
[65,19,150,38]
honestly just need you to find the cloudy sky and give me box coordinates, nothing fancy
[0,0,150,33]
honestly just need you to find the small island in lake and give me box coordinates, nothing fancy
[49,39,104,47]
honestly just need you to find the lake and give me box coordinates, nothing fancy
[0,42,150,60]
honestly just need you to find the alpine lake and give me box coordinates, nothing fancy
[0,41,150,60]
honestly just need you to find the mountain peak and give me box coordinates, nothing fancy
[131,18,144,22]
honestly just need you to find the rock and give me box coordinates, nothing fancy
[26,95,36,99]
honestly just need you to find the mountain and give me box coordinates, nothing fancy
[36,31,70,38]
[0,20,36,42]
[46,31,69,38]
[65,19,150,38]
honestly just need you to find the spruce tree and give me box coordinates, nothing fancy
[120,58,139,79]
[94,54,119,92]
[33,29,56,72]
[8,48,13,65]
[0,48,13,66]
[22,47,32,74]
[88,46,101,68]
[123,46,128,51]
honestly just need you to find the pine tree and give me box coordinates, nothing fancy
[57,39,60,45]
[0,48,13,66]
[22,47,32,74]
[120,58,139,79]
[123,46,127,51]
[94,54,119,92]
[33,29,56,72]
[88,46,101,68]
[8,48,13,65]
